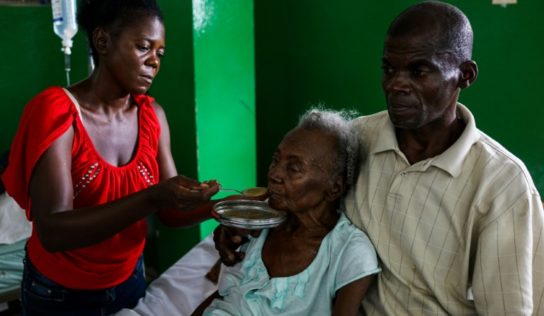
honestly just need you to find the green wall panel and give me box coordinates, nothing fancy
[0,4,88,154]
[150,0,200,273]
[254,0,544,194]
[192,0,257,239]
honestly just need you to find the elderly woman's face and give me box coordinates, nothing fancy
[267,127,339,213]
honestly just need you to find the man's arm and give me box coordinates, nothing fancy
[191,291,221,316]
[213,224,261,266]
[472,192,544,315]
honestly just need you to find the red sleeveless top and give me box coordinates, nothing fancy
[1,86,160,289]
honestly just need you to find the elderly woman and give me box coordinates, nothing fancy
[194,109,380,316]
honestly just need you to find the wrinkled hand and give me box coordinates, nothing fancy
[213,224,260,266]
[152,175,220,211]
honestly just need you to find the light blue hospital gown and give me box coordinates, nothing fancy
[204,213,380,315]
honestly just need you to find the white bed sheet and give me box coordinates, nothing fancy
[115,235,220,316]
[0,193,31,245]
[0,238,26,293]
[0,192,30,297]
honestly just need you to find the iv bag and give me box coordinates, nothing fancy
[51,0,77,54]
[51,0,78,86]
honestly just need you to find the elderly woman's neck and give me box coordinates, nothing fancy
[283,203,339,235]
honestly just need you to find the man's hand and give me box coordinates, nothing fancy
[212,224,260,266]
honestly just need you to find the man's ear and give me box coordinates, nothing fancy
[92,28,110,55]
[458,60,478,89]
[326,176,345,202]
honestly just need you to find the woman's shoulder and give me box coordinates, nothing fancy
[134,94,162,133]
[333,213,368,238]
[330,213,376,257]
[133,94,162,119]
[31,86,68,102]
[22,86,77,122]
[133,93,156,110]
[25,86,75,116]
[329,214,380,286]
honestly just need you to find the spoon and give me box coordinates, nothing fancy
[220,188,244,194]
[220,187,268,198]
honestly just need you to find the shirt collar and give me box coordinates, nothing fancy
[431,103,480,177]
[369,103,480,177]
[370,113,399,155]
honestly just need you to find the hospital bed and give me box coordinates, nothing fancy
[0,186,216,315]
[0,193,31,312]
[0,239,25,305]
[115,235,220,316]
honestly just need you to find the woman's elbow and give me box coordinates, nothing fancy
[34,221,71,252]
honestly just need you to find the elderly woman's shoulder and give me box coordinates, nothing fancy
[332,214,373,248]
[328,214,380,273]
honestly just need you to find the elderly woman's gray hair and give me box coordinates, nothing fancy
[297,108,360,189]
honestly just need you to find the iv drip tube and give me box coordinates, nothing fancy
[64,53,71,86]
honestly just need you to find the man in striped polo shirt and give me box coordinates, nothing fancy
[344,2,543,315]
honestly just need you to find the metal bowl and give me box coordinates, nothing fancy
[212,200,287,229]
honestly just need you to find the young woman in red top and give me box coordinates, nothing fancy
[1,0,220,314]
